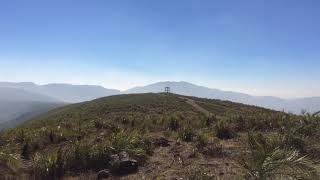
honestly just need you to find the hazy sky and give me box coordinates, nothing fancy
[0,0,320,98]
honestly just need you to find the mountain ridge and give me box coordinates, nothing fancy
[1,81,319,114]
[0,82,120,103]
[124,81,320,113]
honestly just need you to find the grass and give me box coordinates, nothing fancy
[0,152,21,173]
[0,93,319,179]
[240,132,320,180]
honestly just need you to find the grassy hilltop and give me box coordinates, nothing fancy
[1,93,320,179]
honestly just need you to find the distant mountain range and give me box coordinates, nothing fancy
[1,81,319,130]
[0,87,65,130]
[0,82,120,130]
[0,82,120,102]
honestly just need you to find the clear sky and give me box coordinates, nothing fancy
[0,0,319,98]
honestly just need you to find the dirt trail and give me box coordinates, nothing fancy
[179,97,211,117]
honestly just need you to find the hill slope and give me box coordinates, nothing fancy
[17,93,281,130]
[0,93,287,179]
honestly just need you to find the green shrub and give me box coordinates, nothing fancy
[194,132,223,157]
[195,132,210,151]
[167,112,184,131]
[239,132,320,180]
[110,131,152,161]
[205,114,216,127]
[66,142,111,171]
[33,142,113,178]
[34,131,151,178]
[33,149,65,180]
[215,119,236,140]
[86,144,112,170]
[179,127,195,142]
[15,129,27,143]
[235,115,246,131]
[70,142,92,170]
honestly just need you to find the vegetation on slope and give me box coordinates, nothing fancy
[0,93,319,179]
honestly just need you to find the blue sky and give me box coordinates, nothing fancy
[0,0,319,98]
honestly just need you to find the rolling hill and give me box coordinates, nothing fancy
[125,81,320,113]
[1,93,290,179]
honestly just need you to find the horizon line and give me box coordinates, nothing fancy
[1,80,319,100]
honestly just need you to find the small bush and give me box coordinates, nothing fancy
[66,142,111,171]
[239,132,320,180]
[15,129,27,143]
[33,142,112,178]
[205,115,216,127]
[167,112,184,131]
[235,115,246,131]
[215,119,236,140]
[195,132,210,151]
[33,149,65,180]
[70,142,92,170]
[195,133,223,157]
[179,127,195,142]
[110,131,152,161]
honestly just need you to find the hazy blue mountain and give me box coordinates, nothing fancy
[0,82,120,129]
[40,84,120,102]
[0,82,120,103]
[0,87,59,102]
[125,81,320,113]
[0,82,121,129]
[0,101,64,130]
[0,87,66,130]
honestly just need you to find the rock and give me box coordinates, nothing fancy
[154,137,170,147]
[96,170,110,180]
[110,151,138,175]
[119,151,130,160]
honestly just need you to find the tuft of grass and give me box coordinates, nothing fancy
[239,132,320,180]
[195,132,223,157]
[215,119,236,140]
[110,131,152,161]
[196,132,210,149]
[167,112,184,131]
[33,149,65,180]
[0,152,21,173]
[187,167,215,180]
[179,127,195,142]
